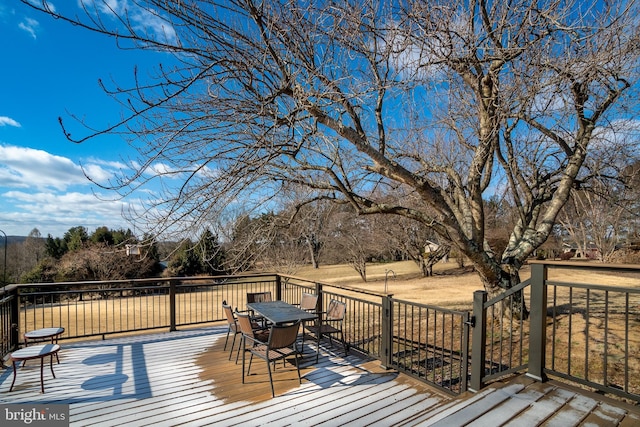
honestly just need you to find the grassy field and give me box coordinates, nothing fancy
[296,259,485,310]
[296,259,640,311]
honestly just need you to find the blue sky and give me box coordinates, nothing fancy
[0,1,169,238]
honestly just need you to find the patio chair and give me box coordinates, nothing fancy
[298,292,318,312]
[246,291,273,326]
[296,293,318,343]
[246,291,272,303]
[235,311,270,364]
[222,301,241,360]
[242,319,302,397]
[302,299,348,362]
[223,302,269,361]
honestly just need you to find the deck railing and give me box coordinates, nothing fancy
[0,285,19,363]
[472,261,640,402]
[387,298,470,395]
[0,273,465,394]
[2,261,639,401]
[13,275,283,339]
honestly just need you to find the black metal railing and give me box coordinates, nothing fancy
[470,280,531,390]
[0,286,19,361]
[534,263,640,401]
[472,261,640,402]
[388,298,470,395]
[4,262,640,401]
[16,275,282,340]
[318,287,384,358]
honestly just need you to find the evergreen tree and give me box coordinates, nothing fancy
[45,234,67,259]
[196,229,226,275]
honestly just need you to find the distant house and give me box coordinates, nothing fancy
[125,244,141,257]
[562,242,600,260]
[424,240,440,253]
[424,240,449,262]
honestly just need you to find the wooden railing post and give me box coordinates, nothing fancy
[380,294,393,369]
[527,263,548,382]
[169,279,177,332]
[469,290,487,392]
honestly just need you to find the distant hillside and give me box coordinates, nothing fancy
[5,235,27,245]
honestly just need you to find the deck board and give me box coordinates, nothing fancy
[1,325,638,426]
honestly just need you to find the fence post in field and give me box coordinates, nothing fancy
[380,295,393,369]
[169,279,177,332]
[469,290,487,392]
[527,262,548,382]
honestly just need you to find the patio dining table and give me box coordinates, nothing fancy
[246,300,317,325]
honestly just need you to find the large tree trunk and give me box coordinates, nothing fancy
[306,237,320,269]
[478,261,529,320]
[420,245,451,277]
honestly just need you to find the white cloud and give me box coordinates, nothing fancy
[88,158,129,169]
[0,145,92,191]
[147,162,177,175]
[5,190,126,216]
[80,0,177,44]
[18,17,40,39]
[0,116,21,127]
[81,162,116,183]
[0,144,144,237]
[1,190,133,237]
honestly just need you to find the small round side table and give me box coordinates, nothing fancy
[24,327,64,364]
[10,344,61,393]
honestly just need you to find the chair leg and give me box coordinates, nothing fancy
[223,328,231,351]
[266,358,275,398]
[228,333,237,361]
[316,329,321,363]
[236,336,243,364]
[241,337,246,384]
[248,353,254,375]
[294,351,301,384]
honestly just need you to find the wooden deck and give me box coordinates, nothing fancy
[1,325,638,426]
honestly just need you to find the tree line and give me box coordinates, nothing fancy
[0,226,222,285]
[3,164,639,286]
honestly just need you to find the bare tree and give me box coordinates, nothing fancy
[285,198,335,269]
[559,160,640,263]
[6,229,46,282]
[378,214,448,277]
[25,1,640,312]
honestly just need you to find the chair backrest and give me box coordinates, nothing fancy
[235,312,256,336]
[326,299,346,321]
[247,291,272,303]
[268,320,301,350]
[300,293,318,311]
[222,303,236,326]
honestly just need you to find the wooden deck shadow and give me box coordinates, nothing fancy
[196,335,319,402]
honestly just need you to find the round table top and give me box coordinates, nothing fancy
[24,327,65,339]
[11,344,61,361]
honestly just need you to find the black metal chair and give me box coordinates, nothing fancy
[302,299,347,362]
[241,318,302,397]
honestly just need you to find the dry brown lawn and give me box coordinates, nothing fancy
[296,260,640,311]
